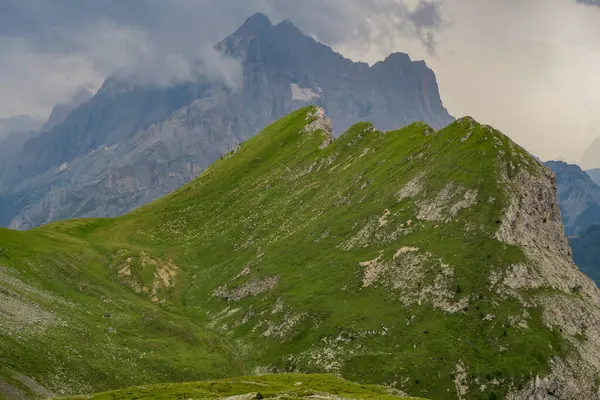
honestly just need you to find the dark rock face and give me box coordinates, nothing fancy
[545,160,600,236]
[0,13,454,230]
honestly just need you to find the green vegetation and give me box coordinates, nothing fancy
[61,373,424,399]
[0,107,569,399]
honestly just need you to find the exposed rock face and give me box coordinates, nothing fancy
[496,163,600,399]
[302,107,333,148]
[545,160,600,236]
[0,13,453,229]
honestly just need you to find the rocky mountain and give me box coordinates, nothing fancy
[0,89,93,165]
[3,107,600,400]
[0,13,453,230]
[38,87,94,133]
[545,160,600,236]
[545,161,600,287]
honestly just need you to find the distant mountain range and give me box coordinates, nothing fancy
[0,13,453,230]
[0,89,92,164]
[570,224,600,286]
[545,160,600,287]
[545,160,600,236]
[0,115,43,141]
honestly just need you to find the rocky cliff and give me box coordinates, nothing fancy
[0,13,453,230]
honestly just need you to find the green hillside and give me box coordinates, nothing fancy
[1,107,598,400]
[61,373,424,399]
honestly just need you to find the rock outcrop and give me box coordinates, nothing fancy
[496,162,600,399]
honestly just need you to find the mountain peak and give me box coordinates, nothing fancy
[276,19,304,33]
[240,12,273,32]
[455,116,480,125]
[372,52,414,72]
[217,12,275,56]
[383,52,412,64]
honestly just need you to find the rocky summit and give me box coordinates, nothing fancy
[0,12,453,231]
[2,107,600,400]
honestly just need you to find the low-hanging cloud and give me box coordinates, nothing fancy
[0,0,444,118]
[111,44,244,89]
[3,0,600,164]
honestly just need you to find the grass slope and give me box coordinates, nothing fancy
[61,373,424,399]
[0,107,567,399]
[0,227,244,398]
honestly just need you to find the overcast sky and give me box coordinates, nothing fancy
[1,0,599,163]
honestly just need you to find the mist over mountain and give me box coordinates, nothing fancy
[0,115,43,141]
[581,137,600,170]
[0,13,453,230]
[39,87,94,133]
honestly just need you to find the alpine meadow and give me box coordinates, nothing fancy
[3,4,600,400]
[3,107,600,399]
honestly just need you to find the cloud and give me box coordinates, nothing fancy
[0,0,444,117]
[260,0,444,54]
[112,45,244,88]
[2,0,600,164]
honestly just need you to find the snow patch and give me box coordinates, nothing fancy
[291,83,320,102]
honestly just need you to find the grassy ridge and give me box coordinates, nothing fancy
[1,107,567,399]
